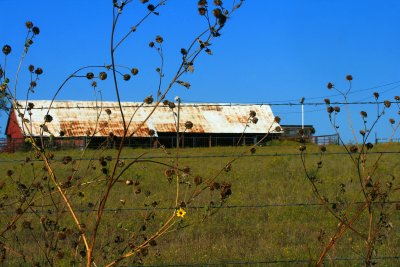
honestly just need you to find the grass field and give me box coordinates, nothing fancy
[0,142,399,266]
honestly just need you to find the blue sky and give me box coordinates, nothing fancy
[1,0,399,142]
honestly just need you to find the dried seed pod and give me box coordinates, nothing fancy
[99,72,107,80]
[44,114,53,123]
[86,72,94,79]
[198,7,207,15]
[2,45,12,55]
[345,75,353,81]
[32,26,40,35]
[25,21,33,29]
[131,68,139,75]
[327,82,334,89]
[168,102,176,109]
[185,121,193,129]
[349,145,358,153]
[144,95,153,104]
[360,111,367,118]
[123,74,131,81]
[212,8,222,18]
[384,100,391,108]
[35,68,43,75]
[274,116,281,123]
[155,35,163,43]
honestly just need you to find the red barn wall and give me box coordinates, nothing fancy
[6,109,24,139]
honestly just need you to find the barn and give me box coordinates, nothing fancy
[4,100,282,151]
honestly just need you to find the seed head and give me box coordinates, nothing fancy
[2,45,12,55]
[394,95,400,101]
[163,100,169,105]
[155,35,163,43]
[349,145,358,153]
[345,75,353,81]
[366,143,373,150]
[198,0,208,7]
[360,111,367,118]
[198,7,207,15]
[86,72,94,79]
[30,81,37,88]
[389,118,395,124]
[35,68,43,75]
[218,14,227,26]
[299,145,306,152]
[25,21,33,29]
[327,106,334,114]
[149,41,155,48]
[319,145,326,152]
[99,72,107,80]
[373,92,379,100]
[44,114,53,123]
[123,74,131,81]
[144,95,153,104]
[181,48,188,55]
[32,26,40,35]
[185,121,194,129]
[212,8,222,18]
[359,130,365,136]
[334,106,340,113]
[141,0,149,3]
[91,81,97,87]
[28,65,35,72]
[249,110,256,117]
[168,102,176,109]
[274,116,281,123]
[148,129,155,136]
[252,117,258,124]
[131,68,139,75]
[327,82,334,89]
[384,100,391,108]
[214,0,223,6]
[250,147,256,154]
[105,108,111,115]
[324,98,330,105]
[147,4,155,11]
[275,126,282,132]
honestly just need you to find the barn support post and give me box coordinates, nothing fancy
[208,135,211,148]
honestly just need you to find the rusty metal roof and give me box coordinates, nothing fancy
[13,100,281,137]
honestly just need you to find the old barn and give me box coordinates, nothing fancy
[4,100,282,151]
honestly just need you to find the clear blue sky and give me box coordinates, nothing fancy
[1,0,399,142]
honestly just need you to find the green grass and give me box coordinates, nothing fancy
[0,142,399,266]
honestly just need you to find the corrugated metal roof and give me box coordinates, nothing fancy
[12,100,281,137]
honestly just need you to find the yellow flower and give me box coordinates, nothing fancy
[176,208,186,218]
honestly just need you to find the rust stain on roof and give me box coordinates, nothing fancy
[13,101,280,137]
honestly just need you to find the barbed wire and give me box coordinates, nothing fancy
[15,100,400,110]
[134,255,400,266]
[1,201,398,215]
[0,150,399,163]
